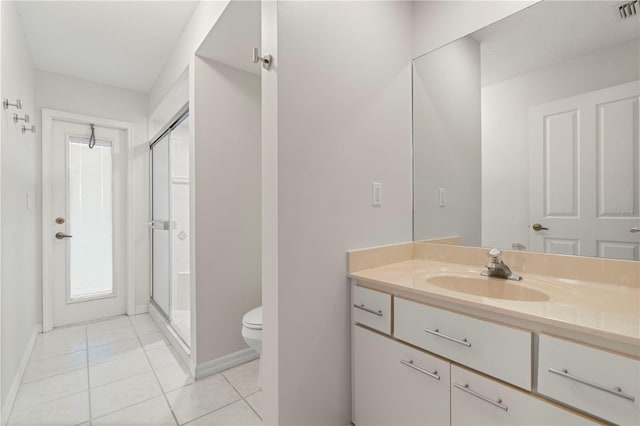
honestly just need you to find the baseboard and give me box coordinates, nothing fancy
[2,324,42,425]
[135,304,149,315]
[194,348,259,380]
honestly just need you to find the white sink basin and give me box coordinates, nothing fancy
[425,275,550,302]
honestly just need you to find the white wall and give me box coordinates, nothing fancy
[262,2,413,424]
[482,40,640,249]
[412,0,538,58]
[149,0,230,113]
[35,71,150,311]
[413,35,481,245]
[0,0,38,414]
[192,57,261,365]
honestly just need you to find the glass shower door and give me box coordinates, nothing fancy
[151,134,171,318]
[150,112,191,346]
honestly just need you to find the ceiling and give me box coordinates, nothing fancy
[474,1,640,86]
[196,0,260,75]
[15,1,199,93]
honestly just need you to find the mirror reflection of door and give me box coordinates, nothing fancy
[529,81,640,260]
[49,119,127,327]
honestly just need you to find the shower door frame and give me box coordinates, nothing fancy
[148,104,192,347]
[41,109,136,332]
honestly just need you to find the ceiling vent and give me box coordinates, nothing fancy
[613,0,638,20]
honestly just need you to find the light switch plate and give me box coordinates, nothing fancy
[372,182,382,207]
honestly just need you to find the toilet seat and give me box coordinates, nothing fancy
[242,306,262,330]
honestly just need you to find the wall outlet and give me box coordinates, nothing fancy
[372,182,382,207]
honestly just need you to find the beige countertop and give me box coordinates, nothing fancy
[349,257,640,357]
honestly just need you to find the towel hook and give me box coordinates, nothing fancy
[2,98,22,110]
[252,48,273,70]
[89,124,96,149]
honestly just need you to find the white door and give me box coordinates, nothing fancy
[529,81,640,260]
[47,119,127,327]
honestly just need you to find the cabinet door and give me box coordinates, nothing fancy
[451,365,595,426]
[353,325,450,426]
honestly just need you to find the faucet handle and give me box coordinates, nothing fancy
[488,248,502,261]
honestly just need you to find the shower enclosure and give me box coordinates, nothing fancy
[150,110,191,346]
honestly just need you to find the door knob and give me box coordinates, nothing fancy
[532,223,549,232]
[631,227,640,233]
[55,232,72,239]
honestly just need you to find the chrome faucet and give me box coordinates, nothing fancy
[481,248,522,281]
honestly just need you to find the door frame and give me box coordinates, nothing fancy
[41,109,135,332]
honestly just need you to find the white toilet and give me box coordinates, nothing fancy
[241,306,263,353]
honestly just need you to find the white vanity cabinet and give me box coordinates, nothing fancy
[350,283,620,425]
[451,365,595,426]
[537,334,639,425]
[353,325,451,426]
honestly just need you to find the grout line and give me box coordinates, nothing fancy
[220,371,263,421]
[20,361,88,385]
[180,398,245,426]
[129,315,181,426]
[9,389,89,417]
[28,347,88,364]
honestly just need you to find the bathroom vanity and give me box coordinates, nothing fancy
[348,243,640,425]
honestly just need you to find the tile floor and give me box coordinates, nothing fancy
[8,314,263,426]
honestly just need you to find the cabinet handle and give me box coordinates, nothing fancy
[400,360,440,380]
[353,304,383,316]
[424,328,471,347]
[454,383,508,411]
[548,368,635,402]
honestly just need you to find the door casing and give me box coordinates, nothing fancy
[41,109,135,332]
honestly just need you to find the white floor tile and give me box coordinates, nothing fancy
[9,391,90,426]
[88,326,137,348]
[90,371,162,419]
[88,337,143,366]
[89,352,152,387]
[92,396,176,426]
[165,374,241,425]
[138,331,169,351]
[146,345,180,370]
[13,369,88,412]
[22,351,87,384]
[186,400,262,425]
[133,321,160,337]
[222,360,260,397]
[29,326,86,362]
[129,313,155,327]
[154,363,194,393]
[245,391,263,420]
[86,316,132,333]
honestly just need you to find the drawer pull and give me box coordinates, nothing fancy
[454,383,509,411]
[548,368,636,402]
[353,304,383,316]
[425,328,471,347]
[400,360,440,380]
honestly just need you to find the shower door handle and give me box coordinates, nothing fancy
[147,220,172,230]
[55,232,72,239]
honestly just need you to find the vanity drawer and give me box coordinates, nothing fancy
[394,297,532,390]
[537,334,639,425]
[451,365,595,425]
[352,285,392,334]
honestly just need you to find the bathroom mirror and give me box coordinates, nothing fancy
[413,0,640,260]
